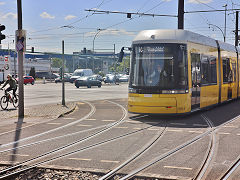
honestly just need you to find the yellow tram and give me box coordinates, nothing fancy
[128,29,239,114]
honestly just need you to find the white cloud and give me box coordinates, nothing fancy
[0,2,5,5]
[40,12,55,19]
[187,0,212,4]
[85,29,136,37]
[64,15,76,20]
[2,12,17,19]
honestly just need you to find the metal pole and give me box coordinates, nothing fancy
[17,0,24,118]
[14,51,16,78]
[62,40,65,106]
[235,11,239,46]
[178,0,184,29]
[223,4,227,42]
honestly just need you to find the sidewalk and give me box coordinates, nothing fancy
[0,102,76,121]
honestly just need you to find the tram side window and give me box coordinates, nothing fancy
[222,58,232,83]
[200,55,217,85]
[232,62,236,82]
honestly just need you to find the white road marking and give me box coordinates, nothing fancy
[188,130,203,134]
[170,123,187,126]
[8,154,29,157]
[113,126,128,129]
[63,118,75,120]
[47,123,62,125]
[84,119,96,121]
[167,129,183,132]
[102,120,116,122]
[148,128,161,131]
[69,158,91,161]
[218,132,231,135]
[223,125,237,128]
[100,160,119,163]
[125,120,142,124]
[77,124,92,127]
[193,124,208,127]
[164,166,192,170]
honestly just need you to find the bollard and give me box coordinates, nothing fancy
[43,77,45,84]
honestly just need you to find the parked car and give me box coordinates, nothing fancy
[75,76,101,88]
[70,69,93,83]
[118,74,129,82]
[92,74,103,82]
[16,76,35,85]
[55,73,71,83]
[103,74,119,83]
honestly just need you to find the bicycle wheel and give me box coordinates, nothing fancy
[0,96,8,110]
[13,95,19,108]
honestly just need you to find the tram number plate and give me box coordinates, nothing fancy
[144,94,152,97]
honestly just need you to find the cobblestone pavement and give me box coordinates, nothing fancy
[0,102,76,121]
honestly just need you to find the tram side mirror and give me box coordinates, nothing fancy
[118,47,124,62]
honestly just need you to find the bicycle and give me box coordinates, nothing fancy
[0,88,19,110]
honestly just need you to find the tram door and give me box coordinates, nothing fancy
[191,53,201,110]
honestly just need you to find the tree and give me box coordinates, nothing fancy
[29,67,36,79]
[51,58,63,68]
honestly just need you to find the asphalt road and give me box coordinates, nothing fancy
[1,82,128,107]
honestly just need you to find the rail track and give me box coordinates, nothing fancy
[112,114,240,180]
[0,102,170,179]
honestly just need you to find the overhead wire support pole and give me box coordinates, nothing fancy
[17,0,24,118]
[235,11,239,47]
[62,40,65,106]
[223,4,227,42]
[178,0,184,29]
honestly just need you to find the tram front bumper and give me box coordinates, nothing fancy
[128,95,177,114]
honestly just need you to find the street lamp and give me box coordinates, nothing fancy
[208,23,225,42]
[92,28,105,54]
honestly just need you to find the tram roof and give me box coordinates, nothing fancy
[133,29,237,52]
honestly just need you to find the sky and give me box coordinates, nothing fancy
[0,0,239,54]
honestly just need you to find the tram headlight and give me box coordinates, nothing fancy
[129,88,137,93]
[162,90,188,94]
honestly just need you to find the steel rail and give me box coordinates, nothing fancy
[0,100,96,149]
[119,114,240,180]
[194,114,216,180]
[99,122,166,180]
[0,100,127,177]
[220,157,240,179]
[0,105,166,179]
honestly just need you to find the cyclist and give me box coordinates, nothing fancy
[0,74,17,99]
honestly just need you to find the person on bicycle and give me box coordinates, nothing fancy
[0,74,17,99]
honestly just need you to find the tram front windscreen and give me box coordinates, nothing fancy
[129,43,188,94]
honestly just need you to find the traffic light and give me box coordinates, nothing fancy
[59,67,63,79]
[0,25,5,44]
[118,47,124,62]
